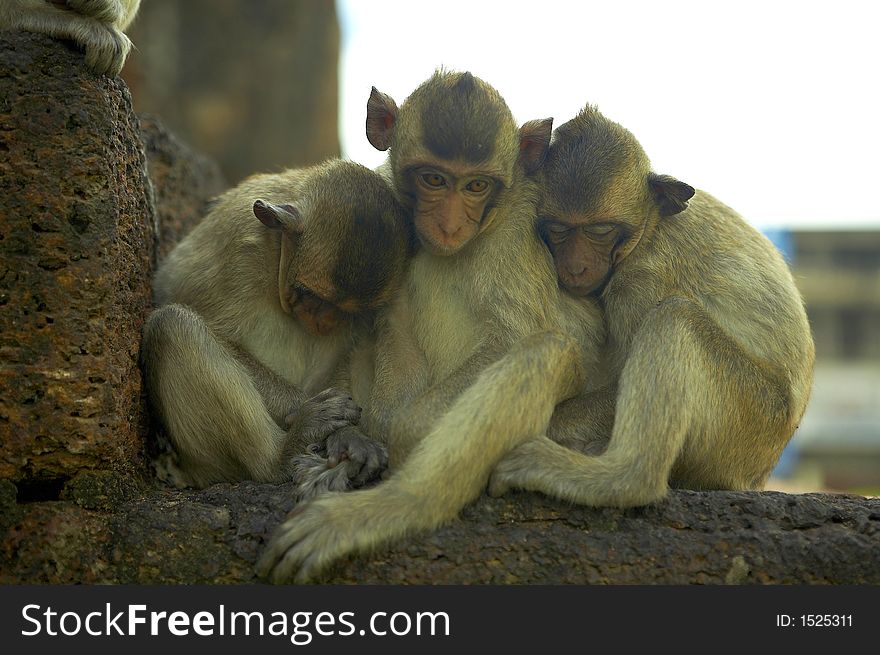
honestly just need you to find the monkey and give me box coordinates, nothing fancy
[141,159,411,496]
[257,70,606,583]
[0,0,140,76]
[487,104,815,507]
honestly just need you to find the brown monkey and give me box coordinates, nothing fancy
[257,71,605,582]
[141,159,410,494]
[488,105,815,506]
[0,0,140,75]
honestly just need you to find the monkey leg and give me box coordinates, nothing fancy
[548,386,617,455]
[489,297,792,507]
[142,304,290,487]
[256,331,585,583]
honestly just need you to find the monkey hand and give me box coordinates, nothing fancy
[257,486,390,583]
[284,388,362,445]
[287,428,388,501]
[322,426,389,485]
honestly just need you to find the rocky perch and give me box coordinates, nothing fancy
[1,32,878,585]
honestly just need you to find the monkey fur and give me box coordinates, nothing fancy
[141,159,410,496]
[258,71,605,583]
[0,0,140,75]
[488,105,815,507]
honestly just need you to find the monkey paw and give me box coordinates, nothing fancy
[486,444,535,497]
[152,451,193,489]
[78,23,132,76]
[285,388,362,445]
[287,450,356,501]
[256,491,379,583]
[321,426,389,486]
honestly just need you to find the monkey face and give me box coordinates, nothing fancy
[537,106,693,298]
[406,165,500,255]
[287,286,349,337]
[539,218,625,296]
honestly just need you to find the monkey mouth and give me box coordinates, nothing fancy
[560,273,610,298]
[287,285,350,337]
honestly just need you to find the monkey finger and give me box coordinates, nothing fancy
[261,518,330,583]
[349,444,389,486]
[256,514,306,579]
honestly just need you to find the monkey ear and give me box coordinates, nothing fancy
[518,118,553,176]
[253,200,304,233]
[648,174,696,217]
[366,87,399,152]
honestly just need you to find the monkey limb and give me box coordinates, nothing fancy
[494,106,815,506]
[142,160,409,490]
[259,71,605,582]
[0,0,140,75]
[257,330,585,583]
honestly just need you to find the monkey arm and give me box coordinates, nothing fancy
[228,344,310,427]
[489,296,795,507]
[257,331,585,583]
[383,341,509,468]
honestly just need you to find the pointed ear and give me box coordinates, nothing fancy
[518,118,553,176]
[366,87,399,152]
[649,173,695,217]
[253,200,303,233]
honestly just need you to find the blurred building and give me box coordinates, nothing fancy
[122,0,340,185]
[772,230,880,493]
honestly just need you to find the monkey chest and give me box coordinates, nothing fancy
[409,284,484,384]
[240,311,346,393]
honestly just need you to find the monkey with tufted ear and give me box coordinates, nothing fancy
[488,105,815,507]
[257,71,605,583]
[0,0,140,76]
[141,159,411,496]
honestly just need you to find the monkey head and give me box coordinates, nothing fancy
[253,161,410,336]
[537,106,695,296]
[366,70,552,256]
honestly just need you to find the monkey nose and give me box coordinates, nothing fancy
[438,220,462,240]
[566,264,587,279]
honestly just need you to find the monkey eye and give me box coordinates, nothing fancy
[542,221,572,244]
[420,172,447,188]
[465,179,491,194]
[583,223,619,240]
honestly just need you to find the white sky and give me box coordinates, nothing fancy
[338,0,880,230]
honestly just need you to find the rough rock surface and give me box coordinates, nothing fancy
[2,484,878,584]
[0,32,155,490]
[139,114,226,261]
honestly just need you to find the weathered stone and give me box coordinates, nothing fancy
[138,114,226,261]
[1,488,877,584]
[0,32,155,490]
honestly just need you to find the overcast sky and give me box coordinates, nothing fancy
[338,0,880,231]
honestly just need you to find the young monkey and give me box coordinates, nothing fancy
[489,105,815,506]
[141,159,411,496]
[257,71,605,583]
